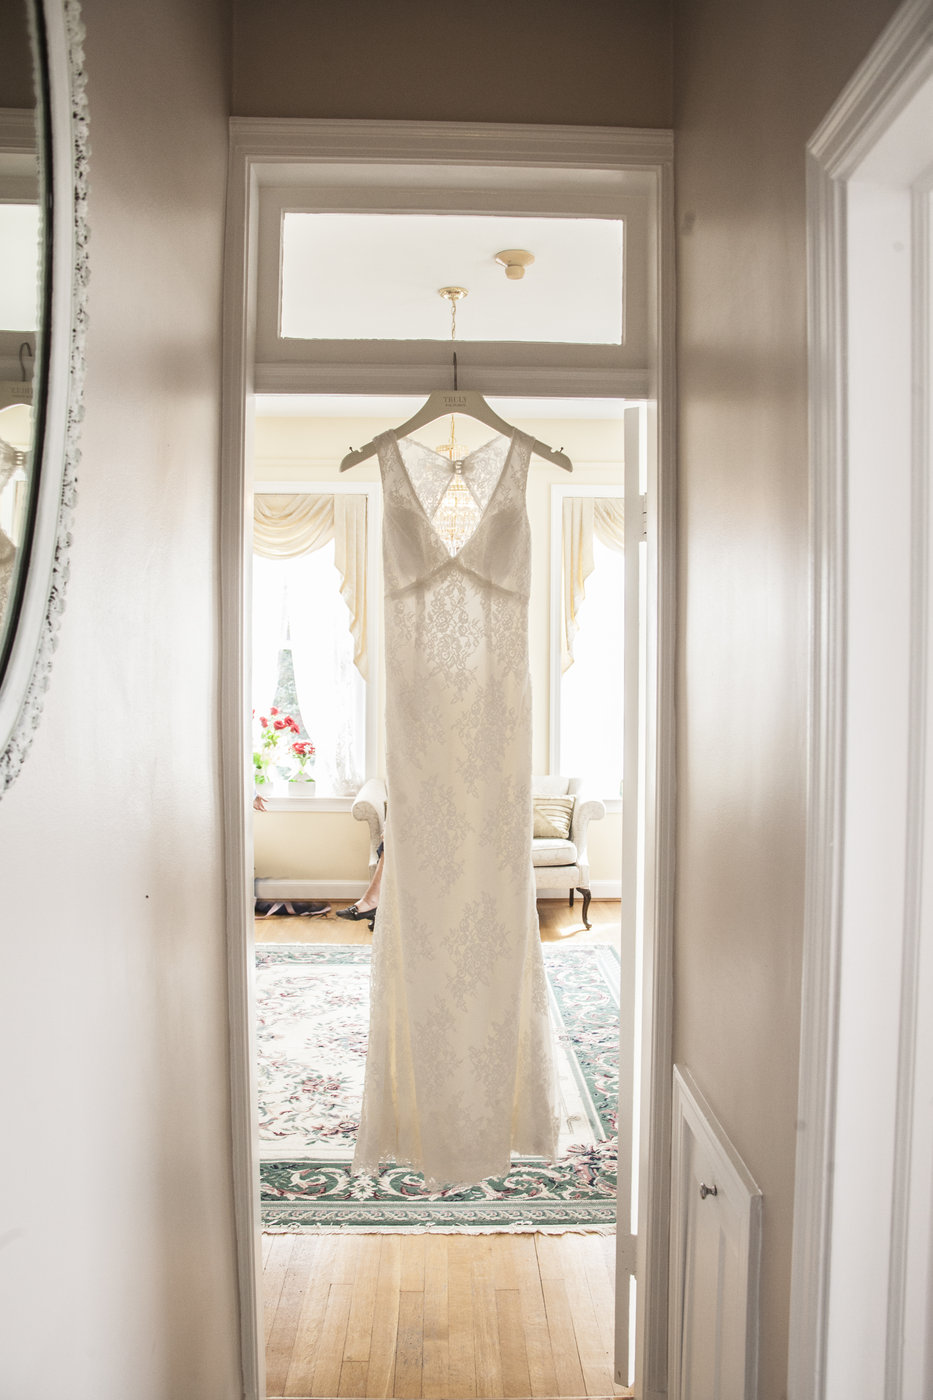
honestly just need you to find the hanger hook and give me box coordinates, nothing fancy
[438,286,467,394]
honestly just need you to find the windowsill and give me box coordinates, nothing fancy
[601,797,622,815]
[255,794,355,813]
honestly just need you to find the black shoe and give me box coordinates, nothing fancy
[336,903,376,922]
[255,898,330,918]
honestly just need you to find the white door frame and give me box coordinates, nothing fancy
[220,118,676,1400]
[790,2,933,1394]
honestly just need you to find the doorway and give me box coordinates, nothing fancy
[221,120,675,1400]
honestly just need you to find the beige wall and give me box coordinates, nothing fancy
[0,2,241,1395]
[232,0,673,128]
[252,412,624,886]
[254,806,622,885]
[672,0,901,1393]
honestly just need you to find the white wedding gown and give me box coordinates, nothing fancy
[352,428,559,1189]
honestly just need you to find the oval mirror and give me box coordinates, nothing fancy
[0,0,87,794]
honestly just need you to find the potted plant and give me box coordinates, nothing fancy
[288,738,316,793]
[252,707,299,796]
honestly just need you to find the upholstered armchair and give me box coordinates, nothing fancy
[531,776,606,928]
[350,774,606,929]
[351,777,389,876]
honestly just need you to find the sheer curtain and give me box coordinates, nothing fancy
[287,548,364,795]
[253,492,368,678]
[251,557,286,718]
[559,496,625,794]
[561,495,624,671]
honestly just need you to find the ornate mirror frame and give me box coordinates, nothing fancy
[0,0,87,795]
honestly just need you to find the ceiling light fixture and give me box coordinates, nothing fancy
[494,248,535,280]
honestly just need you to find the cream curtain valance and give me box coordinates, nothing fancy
[253,493,368,679]
[561,496,624,673]
[253,493,335,559]
[594,497,625,553]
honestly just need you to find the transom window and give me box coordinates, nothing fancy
[280,212,624,344]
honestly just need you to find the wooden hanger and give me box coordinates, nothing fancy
[340,386,572,473]
[339,349,572,473]
[341,287,573,472]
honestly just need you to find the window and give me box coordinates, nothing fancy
[551,487,625,799]
[251,489,372,798]
[560,535,624,794]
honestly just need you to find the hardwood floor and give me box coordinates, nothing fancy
[257,900,627,1400]
[263,1229,630,1399]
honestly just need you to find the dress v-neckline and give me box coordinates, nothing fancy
[389,428,518,559]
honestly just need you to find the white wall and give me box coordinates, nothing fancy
[0,1,241,1395]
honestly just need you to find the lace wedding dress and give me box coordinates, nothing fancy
[352,428,559,1189]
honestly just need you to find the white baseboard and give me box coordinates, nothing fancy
[255,877,622,901]
[254,878,368,901]
[538,880,622,900]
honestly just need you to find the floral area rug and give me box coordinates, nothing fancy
[257,943,620,1232]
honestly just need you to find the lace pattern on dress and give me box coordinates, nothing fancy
[354,427,559,1188]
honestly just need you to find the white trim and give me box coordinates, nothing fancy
[222,118,675,1400]
[221,122,266,1400]
[257,796,354,813]
[245,119,656,402]
[254,877,369,901]
[615,403,644,1386]
[788,141,848,1400]
[791,3,933,1396]
[886,166,933,1400]
[633,151,677,1400]
[229,116,674,171]
[255,361,650,400]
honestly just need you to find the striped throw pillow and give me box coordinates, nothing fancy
[533,795,575,840]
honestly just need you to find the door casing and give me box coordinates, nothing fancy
[220,118,676,1400]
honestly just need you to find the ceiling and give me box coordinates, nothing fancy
[279,212,624,345]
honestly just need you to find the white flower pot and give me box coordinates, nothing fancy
[288,777,316,795]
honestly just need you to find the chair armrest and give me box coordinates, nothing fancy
[570,796,606,865]
[351,778,388,867]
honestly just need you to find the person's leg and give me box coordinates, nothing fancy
[337,848,383,919]
[358,850,383,911]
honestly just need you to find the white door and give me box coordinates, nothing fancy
[615,402,647,1385]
